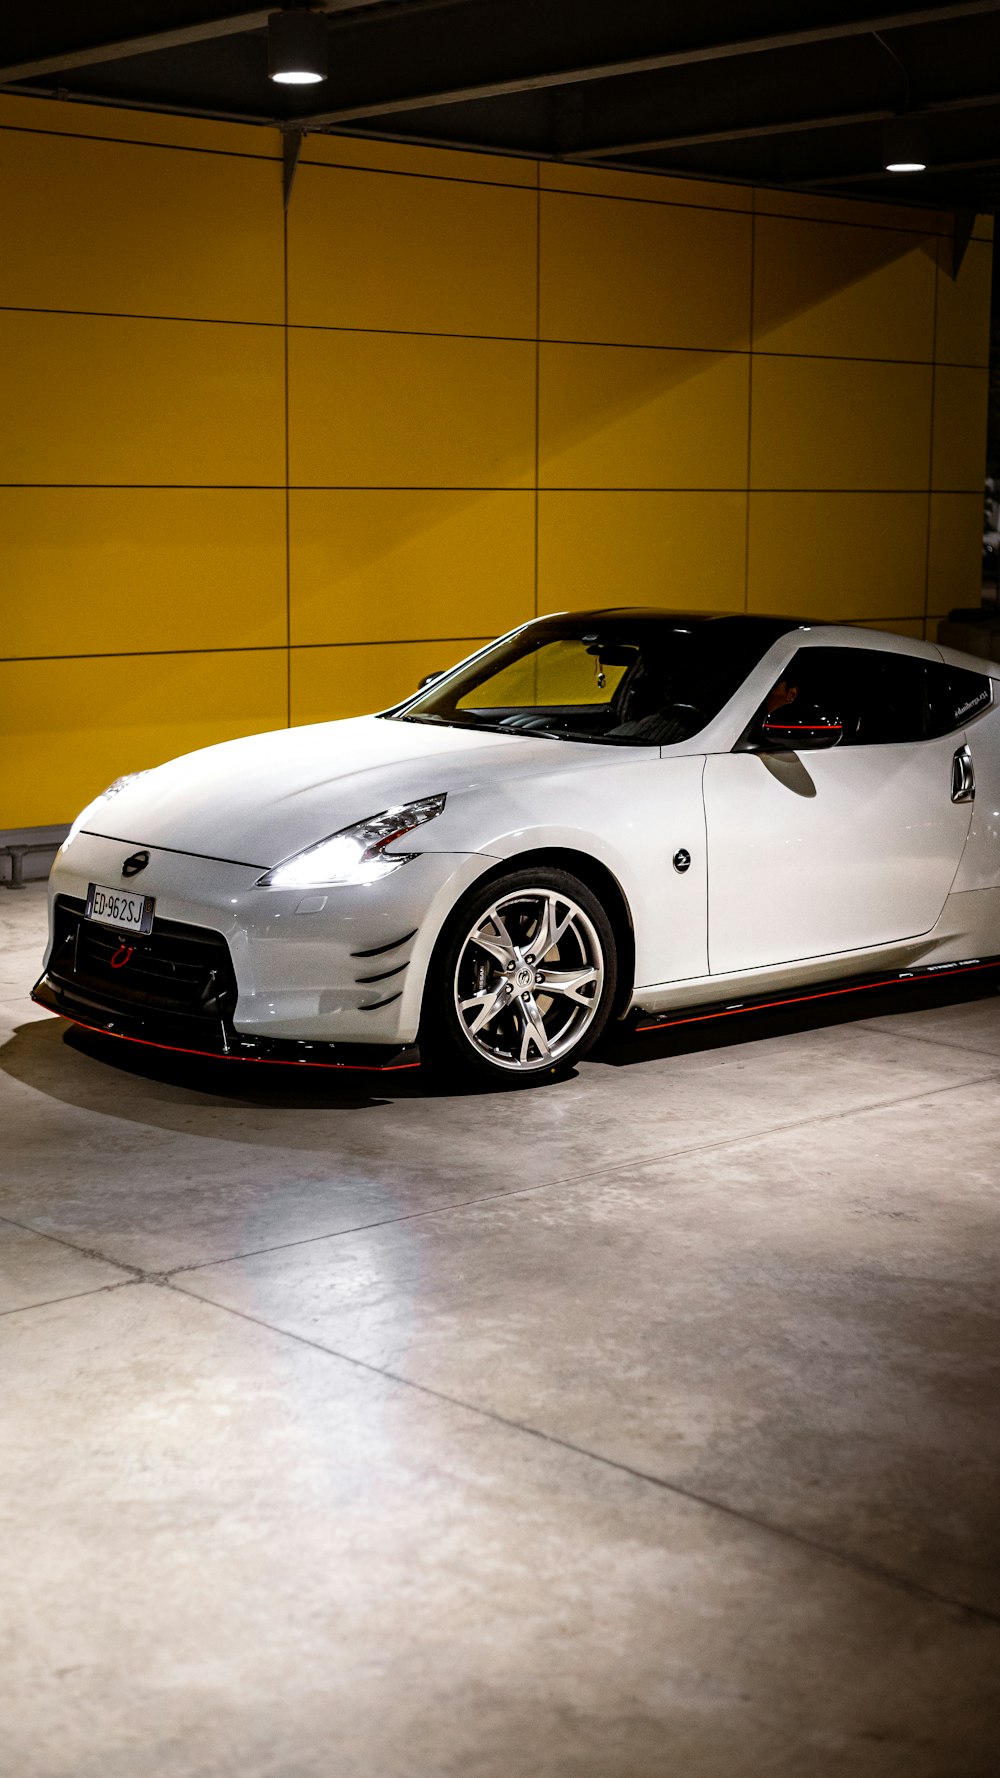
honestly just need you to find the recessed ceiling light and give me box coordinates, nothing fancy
[268,7,328,85]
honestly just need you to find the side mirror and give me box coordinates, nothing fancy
[417,670,443,690]
[761,703,843,751]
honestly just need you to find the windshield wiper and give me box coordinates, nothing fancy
[387,712,648,745]
[387,714,546,737]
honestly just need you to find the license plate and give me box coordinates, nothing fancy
[84,882,155,934]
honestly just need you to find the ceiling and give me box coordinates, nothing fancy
[4,0,1000,214]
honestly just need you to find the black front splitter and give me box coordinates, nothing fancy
[30,973,421,1072]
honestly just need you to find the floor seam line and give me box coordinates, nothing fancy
[538,1066,1000,1195]
[4,1073,997,1291]
[0,1277,141,1319]
[161,1068,1000,1278]
[0,1210,144,1280]
[165,1277,1000,1629]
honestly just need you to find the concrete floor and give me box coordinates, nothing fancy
[3,883,1000,1778]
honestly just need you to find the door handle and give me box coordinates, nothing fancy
[951,744,975,804]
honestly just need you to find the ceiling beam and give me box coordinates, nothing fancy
[290,0,1000,128]
[0,1,392,86]
[570,86,1000,161]
[0,11,271,84]
[572,110,892,159]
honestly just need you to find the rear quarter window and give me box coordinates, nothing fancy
[925,663,993,738]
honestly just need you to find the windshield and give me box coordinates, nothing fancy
[385,613,801,746]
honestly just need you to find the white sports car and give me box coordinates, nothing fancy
[34,610,1000,1083]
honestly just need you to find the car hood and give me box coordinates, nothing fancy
[77,715,603,867]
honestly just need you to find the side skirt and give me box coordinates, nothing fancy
[630,954,1000,1036]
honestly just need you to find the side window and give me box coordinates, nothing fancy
[762,650,848,730]
[768,648,926,746]
[925,662,993,738]
[852,651,926,745]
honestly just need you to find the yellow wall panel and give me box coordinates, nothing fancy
[927,491,984,615]
[302,132,536,187]
[0,94,277,159]
[935,240,993,366]
[539,163,751,211]
[0,311,285,486]
[1,650,286,829]
[751,357,932,491]
[538,491,746,614]
[288,329,535,489]
[290,641,490,727]
[289,164,536,337]
[539,343,749,489]
[0,490,286,659]
[0,95,990,829]
[0,129,283,322]
[539,191,751,350]
[748,493,928,621]
[931,365,989,491]
[753,217,935,361]
[290,489,534,646]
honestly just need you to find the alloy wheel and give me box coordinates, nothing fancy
[453,887,605,1073]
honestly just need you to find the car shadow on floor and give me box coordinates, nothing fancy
[597,974,1000,1067]
[1,1014,504,1112]
[3,973,997,1119]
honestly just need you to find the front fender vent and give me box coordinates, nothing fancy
[359,991,404,1012]
[350,928,417,960]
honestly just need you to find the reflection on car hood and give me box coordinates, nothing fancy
[79,715,589,866]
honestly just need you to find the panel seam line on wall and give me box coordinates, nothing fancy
[923,245,941,641]
[0,119,976,240]
[0,307,985,372]
[0,304,287,329]
[0,625,947,666]
[533,162,541,620]
[300,156,965,235]
[300,152,759,213]
[283,191,291,728]
[1,639,493,665]
[744,194,755,615]
[0,484,984,494]
[300,151,546,195]
[0,119,282,163]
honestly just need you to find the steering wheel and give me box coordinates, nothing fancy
[660,700,705,736]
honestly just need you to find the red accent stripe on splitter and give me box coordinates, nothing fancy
[635,959,1000,1034]
[39,1009,420,1072]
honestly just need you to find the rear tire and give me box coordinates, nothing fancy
[421,866,618,1083]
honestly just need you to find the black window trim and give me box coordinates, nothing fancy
[739,643,993,751]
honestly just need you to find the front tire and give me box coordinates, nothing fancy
[422,867,618,1082]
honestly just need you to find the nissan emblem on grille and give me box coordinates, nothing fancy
[121,850,149,878]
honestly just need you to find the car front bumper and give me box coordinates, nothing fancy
[34,829,493,1053]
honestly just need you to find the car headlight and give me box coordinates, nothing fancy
[63,771,151,846]
[257,793,448,890]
